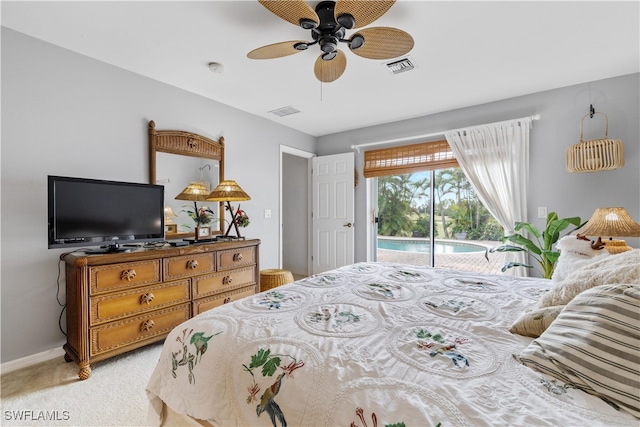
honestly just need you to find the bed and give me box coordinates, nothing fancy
[146,259,639,426]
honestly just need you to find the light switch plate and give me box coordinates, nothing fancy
[538,207,547,219]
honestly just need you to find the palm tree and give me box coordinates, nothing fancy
[378,174,435,236]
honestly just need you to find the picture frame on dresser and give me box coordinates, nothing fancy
[196,226,211,239]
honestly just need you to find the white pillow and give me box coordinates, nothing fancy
[539,249,640,308]
[551,235,609,283]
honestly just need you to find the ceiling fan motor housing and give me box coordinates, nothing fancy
[313,1,347,58]
[320,36,338,53]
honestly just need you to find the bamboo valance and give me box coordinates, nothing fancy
[363,140,459,178]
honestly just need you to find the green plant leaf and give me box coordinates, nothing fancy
[250,348,270,369]
[542,249,561,264]
[543,216,581,249]
[500,262,533,272]
[416,328,432,339]
[514,222,542,239]
[490,244,526,253]
[262,356,281,377]
[503,234,542,255]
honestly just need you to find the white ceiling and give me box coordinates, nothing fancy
[2,1,638,137]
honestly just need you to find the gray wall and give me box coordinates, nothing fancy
[1,28,316,363]
[317,73,640,264]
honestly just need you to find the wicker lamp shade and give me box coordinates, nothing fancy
[579,207,640,237]
[578,207,640,254]
[175,181,210,201]
[206,180,251,238]
[566,112,624,173]
[164,206,177,224]
[206,180,251,202]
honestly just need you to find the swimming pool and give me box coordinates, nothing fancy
[377,238,486,254]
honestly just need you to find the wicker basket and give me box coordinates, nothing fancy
[260,269,294,292]
[566,112,624,173]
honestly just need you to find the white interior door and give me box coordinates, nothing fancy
[312,152,355,274]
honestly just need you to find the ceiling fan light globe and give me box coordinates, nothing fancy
[299,18,317,30]
[322,51,337,61]
[320,36,338,53]
[350,35,365,50]
[294,42,308,51]
[336,13,355,30]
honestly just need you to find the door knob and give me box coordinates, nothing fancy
[343,222,353,228]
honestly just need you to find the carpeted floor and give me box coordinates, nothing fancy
[1,342,164,426]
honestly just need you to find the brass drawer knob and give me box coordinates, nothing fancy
[232,253,243,262]
[223,297,233,304]
[141,319,155,332]
[140,292,155,305]
[223,275,233,285]
[186,259,199,269]
[121,269,137,281]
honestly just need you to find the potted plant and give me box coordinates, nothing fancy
[490,212,583,279]
[181,205,216,230]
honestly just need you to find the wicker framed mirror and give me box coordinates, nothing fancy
[149,120,225,238]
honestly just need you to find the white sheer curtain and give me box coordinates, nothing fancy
[445,117,531,276]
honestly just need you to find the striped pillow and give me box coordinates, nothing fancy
[515,283,640,418]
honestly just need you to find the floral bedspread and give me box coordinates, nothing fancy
[146,262,637,426]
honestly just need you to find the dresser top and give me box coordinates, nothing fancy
[61,238,260,267]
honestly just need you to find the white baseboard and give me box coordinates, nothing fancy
[1,347,66,375]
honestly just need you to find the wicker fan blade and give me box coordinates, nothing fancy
[247,41,308,59]
[258,0,319,28]
[334,0,395,29]
[314,50,347,83]
[350,27,414,60]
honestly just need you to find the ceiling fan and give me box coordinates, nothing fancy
[247,0,414,83]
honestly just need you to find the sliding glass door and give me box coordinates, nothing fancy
[372,168,503,274]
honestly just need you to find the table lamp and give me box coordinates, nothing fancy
[578,207,640,254]
[207,180,251,238]
[164,206,178,234]
[175,180,211,228]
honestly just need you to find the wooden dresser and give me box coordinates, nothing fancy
[61,239,260,379]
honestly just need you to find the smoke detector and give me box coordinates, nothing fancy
[208,62,224,73]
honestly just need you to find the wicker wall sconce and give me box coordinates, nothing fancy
[566,110,624,173]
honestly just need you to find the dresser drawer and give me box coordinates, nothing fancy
[217,246,256,271]
[192,266,256,298]
[89,304,190,356]
[89,260,161,294]
[90,280,190,325]
[164,253,215,280]
[192,286,255,315]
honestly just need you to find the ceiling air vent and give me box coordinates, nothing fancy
[385,57,415,74]
[268,106,300,117]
